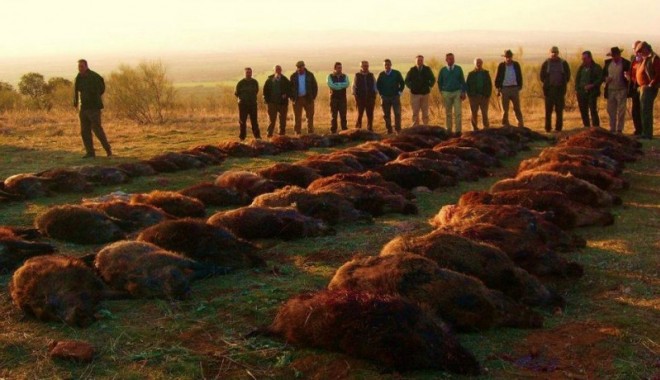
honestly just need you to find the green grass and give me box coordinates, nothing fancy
[0,119,658,378]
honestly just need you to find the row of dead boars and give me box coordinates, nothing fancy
[4,126,642,374]
[0,130,384,203]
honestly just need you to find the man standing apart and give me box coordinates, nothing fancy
[602,47,631,133]
[263,65,291,137]
[495,49,524,127]
[465,58,492,130]
[234,67,261,141]
[353,61,377,130]
[575,51,603,128]
[405,55,435,126]
[629,41,643,135]
[290,61,318,135]
[377,59,405,134]
[635,42,660,140]
[438,53,467,134]
[74,59,112,158]
[540,46,571,132]
[327,62,350,134]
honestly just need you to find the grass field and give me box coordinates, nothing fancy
[0,108,658,378]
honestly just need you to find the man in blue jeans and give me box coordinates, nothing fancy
[376,59,405,134]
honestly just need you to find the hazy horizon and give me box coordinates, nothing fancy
[2,0,659,85]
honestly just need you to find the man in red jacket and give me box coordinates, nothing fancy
[635,42,660,139]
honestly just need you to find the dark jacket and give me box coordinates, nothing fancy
[353,72,376,100]
[495,61,523,89]
[466,69,493,97]
[290,70,318,100]
[404,65,436,95]
[540,58,571,95]
[376,69,405,98]
[575,62,603,96]
[235,78,259,105]
[74,69,105,110]
[602,58,631,98]
[263,74,291,105]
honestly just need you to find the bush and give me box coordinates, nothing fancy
[18,72,50,110]
[106,61,176,124]
[0,82,22,111]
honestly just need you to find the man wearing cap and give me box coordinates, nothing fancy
[575,51,603,128]
[602,47,631,133]
[540,46,571,132]
[438,53,467,134]
[234,67,261,141]
[377,59,406,134]
[629,41,643,135]
[635,42,660,139]
[465,58,492,130]
[327,62,350,134]
[495,49,524,127]
[263,65,291,137]
[405,55,436,127]
[353,61,377,131]
[290,61,318,134]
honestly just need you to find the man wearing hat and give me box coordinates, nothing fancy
[575,50,603,128]
[495,49,524,127]
[290,60,318,135]
[602,47,631,133]
[635,42,660,139]
[540,46,571,132]
[630,41,644,135]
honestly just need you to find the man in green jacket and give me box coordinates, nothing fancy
[575,50,603,128]
[465,58,493,130]
[74,59,112,158]
[263,65,291,137]
[376,59,405,134]
[540,46,571,132]
[438,53,467,134]
[405,55,435,127]
[235,67,261,141]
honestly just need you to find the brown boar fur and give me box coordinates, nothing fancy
[10,255,105,327]
[332,147,390,168]
[131,191,206,218]
[142,157,180,173]
[375,163,457,190]
[298,133,332,148]
[396,150,488,180]
[214,170,284,198]
[435,134,517,158]
[518,161,628,191]
[308,152,365,171]
[257,163,322,188]
[398,125,451,139]
[246,139,281,155]
[458,190,614,228]
[83,200,173,232]
[295,158,359,176]
[269,135,309,151]
[382,134,444,150]
[36,169,93,193]
[558,135,639,162]
[521,150,622,174]
[151,152,206,170]
[433,146,501,167]
[380,231,563,308]
[114,162,158,177]
[137,219,262,268]
[207,206,334,240]
[251,186,371,225]
[95,240,213,299]
[357,141,404,160]
[309,181,418,216]
[329,254,543,330]
[431,204,586,251]
[263,289,480,374]
[389,157,461,178]
[74,166,130,185]
[439,223,584,278]
[307,171,413,200]
[338,128,381,142]
[491,171,621,207]
[179,182,251,207]
[183,145,228,161]
[3,174,50,199]
[216,141,259,157]
[0,227,57,273]
[34,205,125,244]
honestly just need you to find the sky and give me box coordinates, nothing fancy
[2,0,660,59]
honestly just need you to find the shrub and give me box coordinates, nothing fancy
[106,61,176,124]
